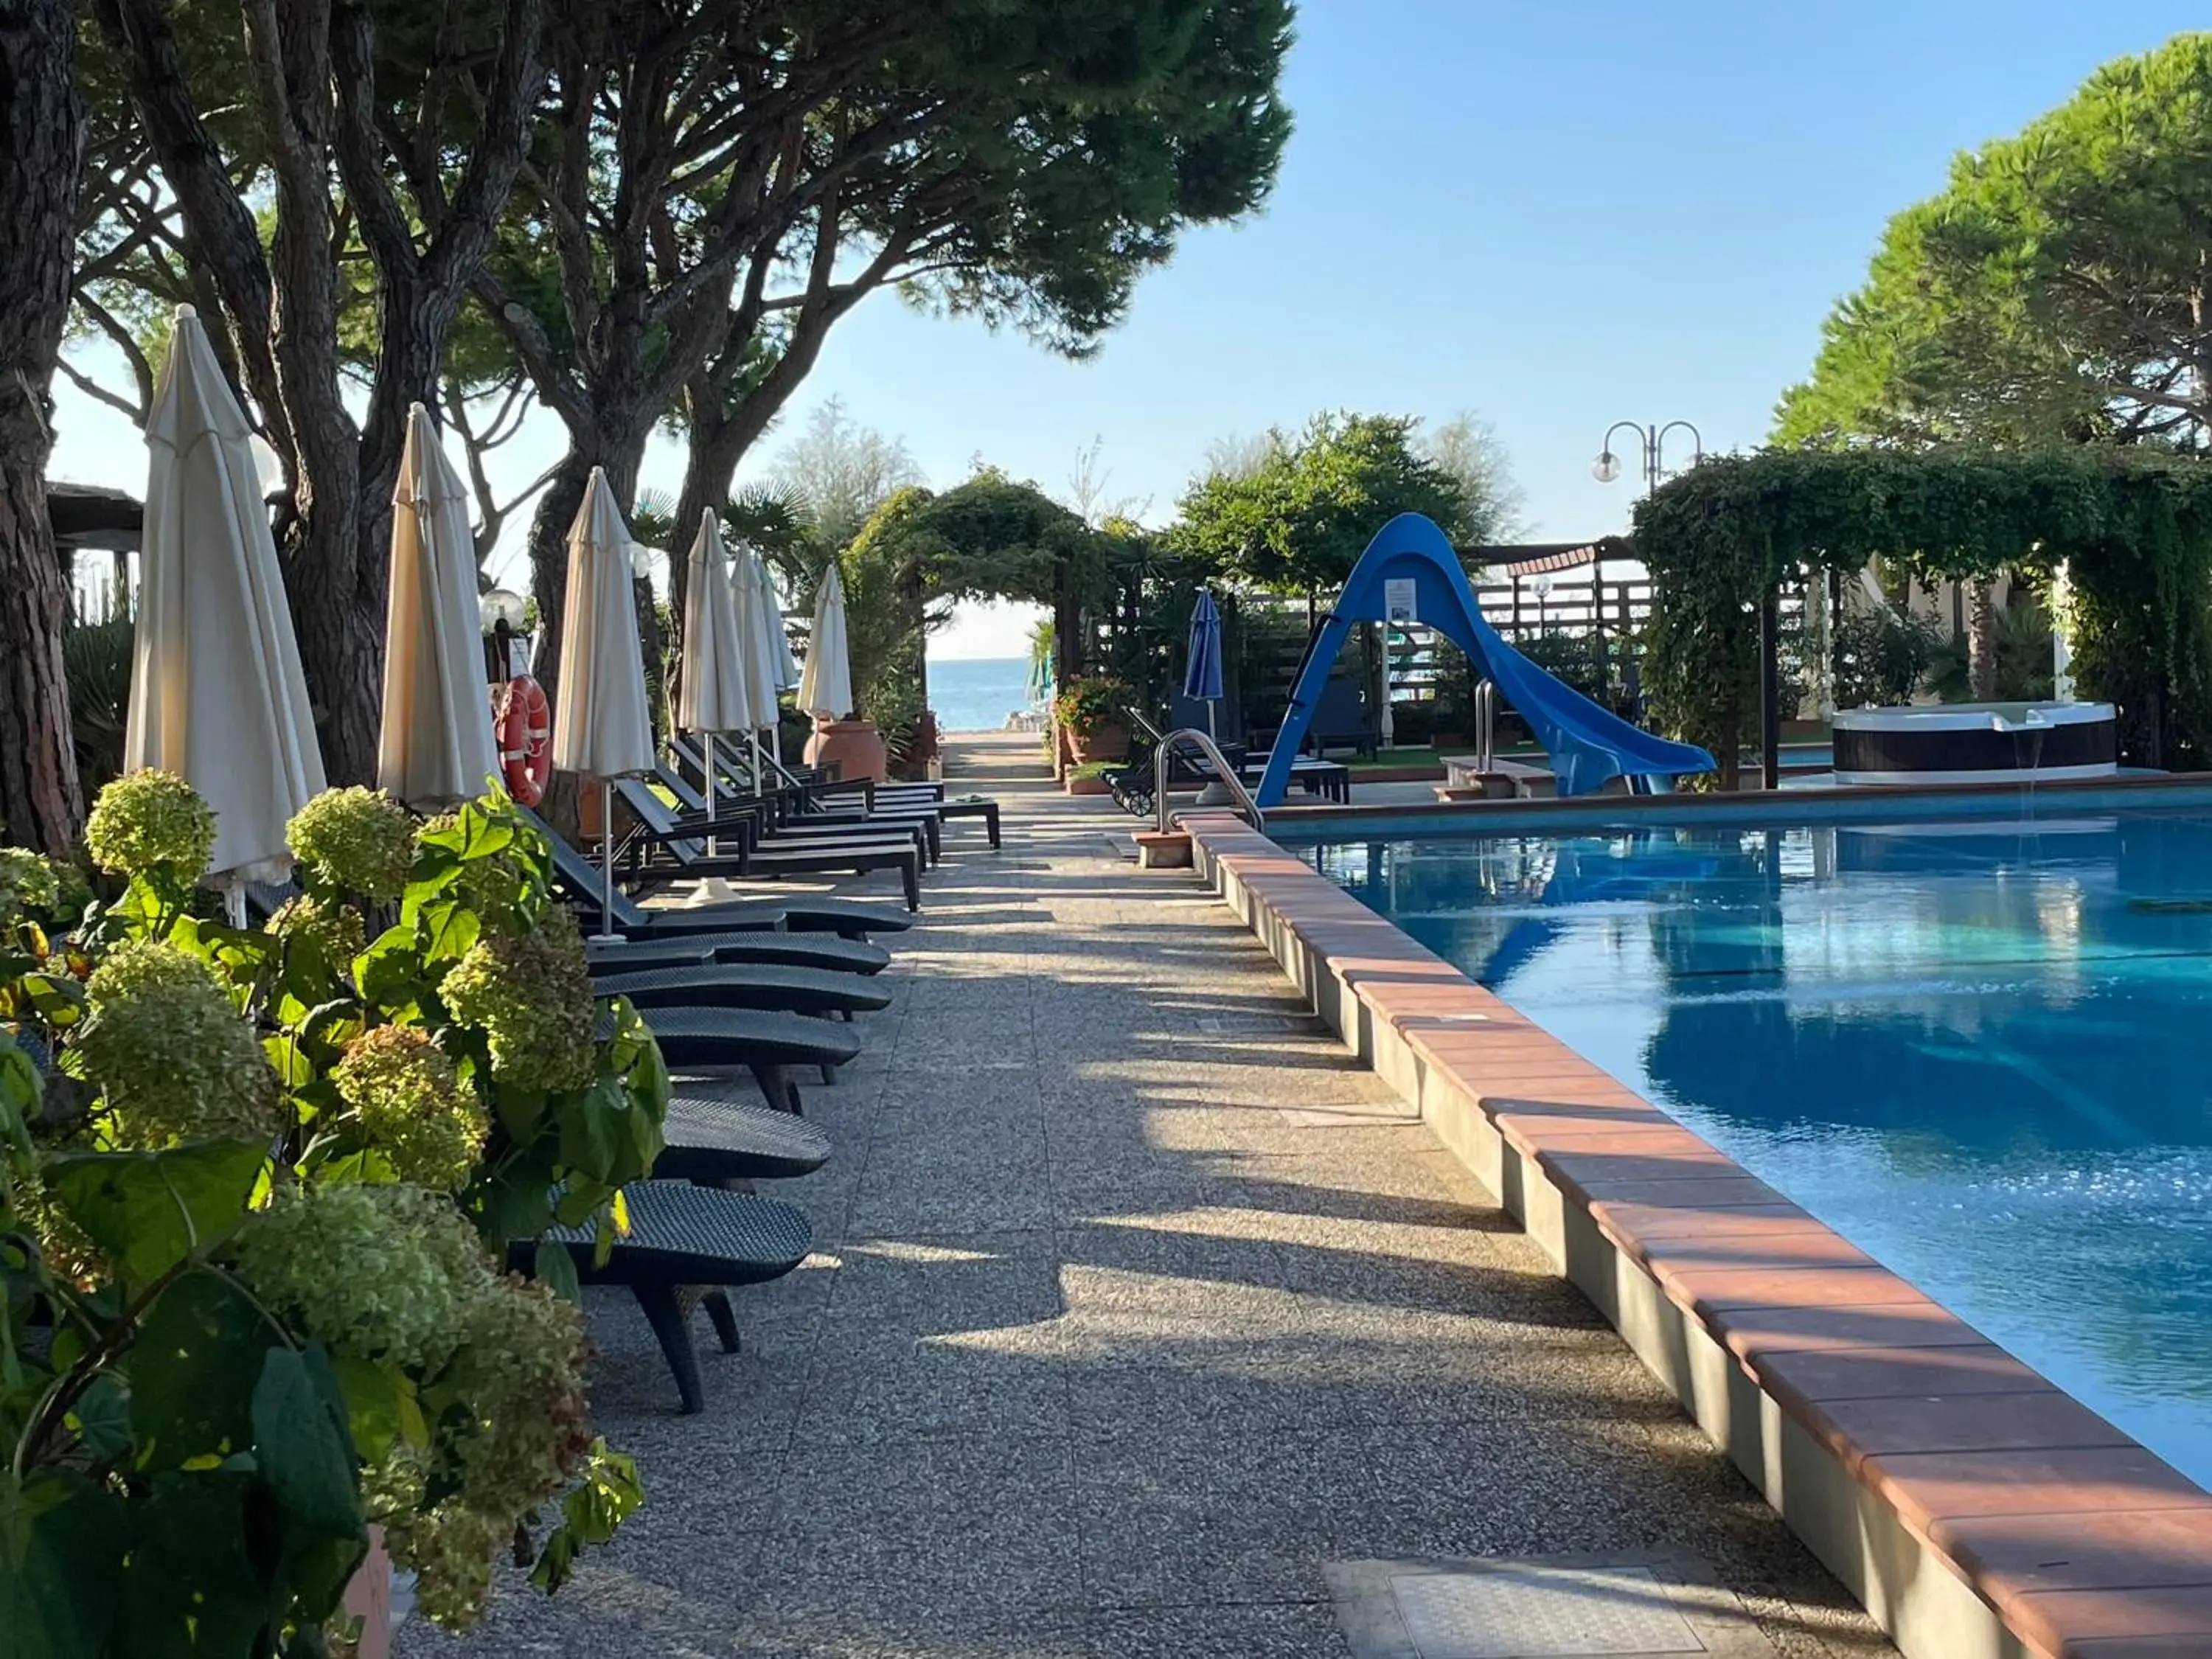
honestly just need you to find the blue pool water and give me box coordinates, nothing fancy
[1308,805,2212,1485]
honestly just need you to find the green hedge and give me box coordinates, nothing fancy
[1634,448,2212,779]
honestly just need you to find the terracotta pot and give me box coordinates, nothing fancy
[1063,720,1129,765]
[342,1526,396,1658]
[806,717,887,784]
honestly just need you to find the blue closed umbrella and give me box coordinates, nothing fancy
[1183,591,1224,735]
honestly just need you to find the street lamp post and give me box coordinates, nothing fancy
[1591,419,1703,715]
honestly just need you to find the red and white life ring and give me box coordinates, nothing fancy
[495,675,553,805]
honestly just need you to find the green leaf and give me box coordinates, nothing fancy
[111,1470,271,1656]
[403,852,464,902]
[0,1472,126,1657]
[15,971,86,1029]
[126,1270,274,1470]
[534,1236,581,1304]
[330,1354,405,1461]
[553,1180,610,1230]
[251,1346,364,1540]
[173,913,276,990]
[262,1034,316,1090]
[394,1372,429,1451]
[65,1372,133,1465]
[352,919,425,1005]
[420,901,481,967]
[0,1032,42,1123]
[418,799,514,862]
[557,1076,630,1184]
[530,1441,644,1592]
[490,1077,549,1143]
[474,1156,557,1247]
[46,1140,269,1289]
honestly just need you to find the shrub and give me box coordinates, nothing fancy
[1054,675,1133,737]
[83,767,216,879]
[0,778,664,1645]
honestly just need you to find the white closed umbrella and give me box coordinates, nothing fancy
[380,403,499,810]
[764,557,800,692]
[128,304,326,915]
[765,554,801,765]
[728,543,784,787]
[675,515,751,837]
[551,466,655,938]
[797,563,854,723]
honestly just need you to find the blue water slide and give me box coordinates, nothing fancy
[1253,514,1716,807]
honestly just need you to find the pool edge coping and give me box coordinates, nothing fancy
[1182,809,2212,1659]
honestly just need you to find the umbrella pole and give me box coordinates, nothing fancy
[702,731,717,856]
[596,779,619,943]
[750,728,764,793]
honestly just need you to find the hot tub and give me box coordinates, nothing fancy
[1831,700,2117,785]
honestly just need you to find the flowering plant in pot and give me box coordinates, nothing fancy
[0,774,664,1653]
[1054,675,1134,763]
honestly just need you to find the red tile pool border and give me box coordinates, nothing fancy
[1183,812,2212,1659]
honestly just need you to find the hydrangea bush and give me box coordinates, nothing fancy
[73,938,282,1148]
[286,785,418,900]
[0,776,665,1651]
[83,765,216,880]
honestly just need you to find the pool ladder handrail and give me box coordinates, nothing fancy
[1473,678,1497,773]
[1155,727,1265,837]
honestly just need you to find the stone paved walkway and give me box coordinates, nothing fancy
[403,734,1892,1659]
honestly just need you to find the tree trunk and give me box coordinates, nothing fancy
[524,433,647,709]
[525,455,591,705]
[1967,580,1999,700]
[277,385,378,784]
[0,0,86,852]
[667,396,748,647]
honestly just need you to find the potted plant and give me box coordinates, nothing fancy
[1065,759,1116,796]
[1056,675,1133,764]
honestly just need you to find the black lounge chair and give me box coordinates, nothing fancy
[527,805,914,940]
[642,1096,835,1400]
[672,734,948,818]
[644,1005,863,1113]
[537,1180,814,1413]
[657,1094,832,1186]
[596,962,893,1022]
[585,930,890,976]
[652,751,944,863]
[613,780,922,912]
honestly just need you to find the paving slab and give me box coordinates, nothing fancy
[400,738,1890,1659]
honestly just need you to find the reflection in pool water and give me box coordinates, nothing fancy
[1312,809,2212,1486]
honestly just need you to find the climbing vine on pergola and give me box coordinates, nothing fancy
[1632,448,2212,780]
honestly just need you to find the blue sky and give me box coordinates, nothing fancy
[50,2,2209,656]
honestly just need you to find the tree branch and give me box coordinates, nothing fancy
[71,291,156,413]
[327,5,422,285]
[94,0,294,464]
[57,355,147,423]
[468,270,590,428]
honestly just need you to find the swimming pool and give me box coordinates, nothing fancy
[1304,803,2212,1487]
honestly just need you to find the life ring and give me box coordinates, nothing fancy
[495,675,553,805]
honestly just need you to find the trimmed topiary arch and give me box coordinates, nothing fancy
[1632,448,2212,781]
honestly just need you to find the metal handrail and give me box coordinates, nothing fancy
[1473,679,1497,773]
[1155,727,1264,836]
